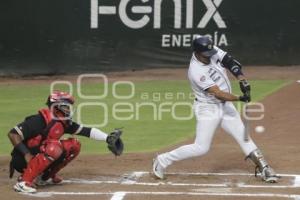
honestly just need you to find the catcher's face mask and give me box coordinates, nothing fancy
[50,102,75,121]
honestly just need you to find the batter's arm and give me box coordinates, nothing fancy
[236,74,246,81]
[221,54,251,96]
[221,53,244,79]
[207,85,248,102]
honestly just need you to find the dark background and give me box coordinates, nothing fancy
[0,0,299,76]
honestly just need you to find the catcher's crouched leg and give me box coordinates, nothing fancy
[14,139,63,193]
[37,138,81,185]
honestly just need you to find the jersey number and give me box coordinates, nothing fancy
[208,68,221,82]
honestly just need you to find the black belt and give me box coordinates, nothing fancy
[194,98,225,104]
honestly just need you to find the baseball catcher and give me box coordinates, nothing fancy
[8,91,124,193]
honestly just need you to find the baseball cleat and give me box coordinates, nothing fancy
[264,176,279,183]
[35,174,63,186]
[14,181,37,193]
[260,166,280,183]
[152,157,165,179]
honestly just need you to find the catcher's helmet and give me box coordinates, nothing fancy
[46,91,75,117]
[192,36,217,57]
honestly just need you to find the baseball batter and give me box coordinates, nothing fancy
[153,36,279,183]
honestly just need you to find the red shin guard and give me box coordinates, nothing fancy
[42,138,81,181]
[21,153,51,183]
[22,139,63,184]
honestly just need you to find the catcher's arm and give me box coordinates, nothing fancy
[8,131,33,163]
[74,125,123,156]
[73,123,124,156]
[8,129,33,178]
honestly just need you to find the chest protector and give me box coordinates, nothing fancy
[26,108,65,148]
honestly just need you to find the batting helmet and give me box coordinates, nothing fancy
[46,91,75,117]
[192,36,217,57]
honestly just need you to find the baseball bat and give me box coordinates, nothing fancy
[243,102,250,142]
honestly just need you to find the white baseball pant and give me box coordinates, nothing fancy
[157,101,258,168]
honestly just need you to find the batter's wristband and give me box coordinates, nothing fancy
[15,142,30,155]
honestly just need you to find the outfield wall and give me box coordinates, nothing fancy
[0,0,299,75]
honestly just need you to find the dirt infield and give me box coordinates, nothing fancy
[0,67,300,200]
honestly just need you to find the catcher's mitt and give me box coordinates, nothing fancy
[106,129,124,156]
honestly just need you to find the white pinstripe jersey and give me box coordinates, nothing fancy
[188,46,231,104]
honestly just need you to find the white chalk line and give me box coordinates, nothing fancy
[121,171,145,184]
[125,171,300,178]
[59,170,300,189]
[24,191,300,199]
[191,187,232,193]
[109,171,144,199]
[162,171,300,178]
[62,171,146,185]
[293,176,300,187]
[130,181,228,187]
[63,179,118,184]
[64,179,224,188]
[22,171,300,199]
[237,183,300,189]
[62,178,300,189]
[111,192,126,200]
